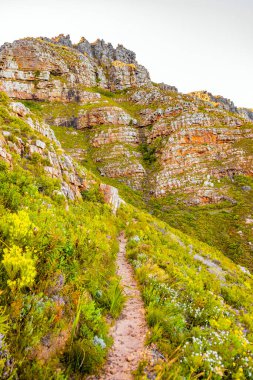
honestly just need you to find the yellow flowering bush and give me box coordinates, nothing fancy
[5,210,35,243]
[2,245,37,291]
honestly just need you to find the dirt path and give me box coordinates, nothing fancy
[98,232,149,380]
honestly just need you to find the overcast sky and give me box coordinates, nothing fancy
[0,0,252,108]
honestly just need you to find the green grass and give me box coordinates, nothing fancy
[233,138,253,155]
[0,86,253,379]
[119,204,253,379]
[0,97,123,378]
[147,175,253,271]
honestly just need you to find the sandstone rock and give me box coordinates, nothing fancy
[190,91,237,112]
[158,82,178,92]
[77,38,136,65]
[108,61,150,91]
[99,162,145,190]
[148,122,252,200]
[0,146,12,165]
[26,118,60,145]
[115,44,136,64]
[51,117,77,128]
[91,39,115,63]
[170,112,242,130]
[99,183,125,214]
[238,108,253,122]
[0,36,151,101]
[75,37,93,56]
[51,34,72,47]
[191,91,253,122]
[10,102,30,117]
[77,107,136,129]
[36,140,46,149]
[130,87,169,105]
[92,127,139,147]
[242,186,252,191]
[2,131,11,137]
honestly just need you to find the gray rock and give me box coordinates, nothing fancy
[2,131,11,137]
[36,140,46,149]
[241,186,252,191]
[158,82,178,92]
[51,34,72,47]
[76,37,93,57]
[115,44,136,64]
[91,39,114,63]
[93,336,106,349]
[238,265,251,276]
[132,235,140,242]
[238,108,253,121]
[10,102,30,117]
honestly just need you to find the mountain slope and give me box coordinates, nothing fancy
[0,35,252,379]
[0,90,253,379]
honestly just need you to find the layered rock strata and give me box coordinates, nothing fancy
[0,35,151,100]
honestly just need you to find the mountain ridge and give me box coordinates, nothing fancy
[0,34,253,377]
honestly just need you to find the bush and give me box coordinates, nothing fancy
[2,245,37,291]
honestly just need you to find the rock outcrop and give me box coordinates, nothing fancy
[77,38,137,65]
[0,97,134,216]
[191,91,253,122]
[99,183,125,214]
[152,126,252,199]
[76,107,137,129]
[0,101,88,200]
[0,35,151,100]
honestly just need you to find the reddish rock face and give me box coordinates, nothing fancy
[150,124,253,200]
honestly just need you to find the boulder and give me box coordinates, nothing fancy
[99,183,125,214]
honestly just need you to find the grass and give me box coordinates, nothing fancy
[148,175,253,271]
[1,81,253,378]
[118,204,253,379]
[0,97,123,378]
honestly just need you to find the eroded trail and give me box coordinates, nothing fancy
[99,232,149,380]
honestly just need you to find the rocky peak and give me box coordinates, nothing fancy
[90,39,115,61]
[44,34,137,65]
[190,91,236,111]
[239,107,253,121]
[76,37,137,65]
[0,35,151,99]
[51,34,73,47]
[158,82,178,93]
[191,90,253,121]
[75,36,93,56]
[114,44,136,64]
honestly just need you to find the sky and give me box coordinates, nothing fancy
[0,0,252,108]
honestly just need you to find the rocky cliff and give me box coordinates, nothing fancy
[0,34,252,205]
[0,35,150,102]
[0,95,125,218]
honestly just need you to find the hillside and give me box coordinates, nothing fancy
[0,35,252,379]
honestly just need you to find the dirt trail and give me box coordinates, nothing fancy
[99,232,149,380]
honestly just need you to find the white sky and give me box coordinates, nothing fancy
[0,0,252,108]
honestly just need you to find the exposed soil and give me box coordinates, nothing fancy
[98,232,149,379]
